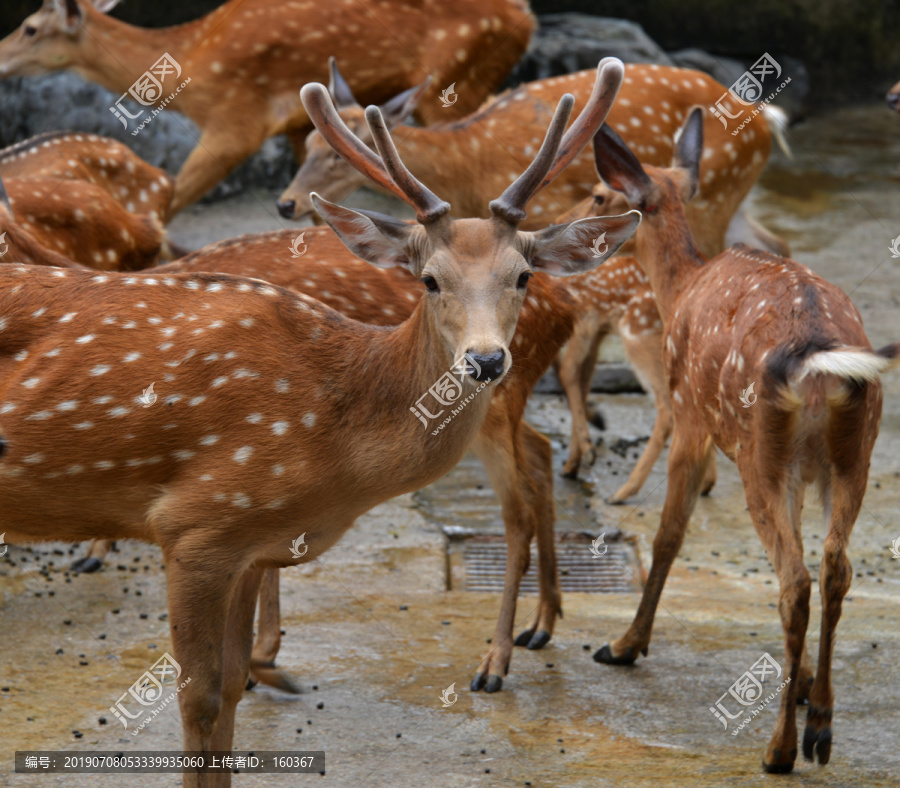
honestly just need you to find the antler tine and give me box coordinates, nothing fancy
[537,57,625,192]
[489,93,575,224]
[364,105,450,224]
[300,83,415,209]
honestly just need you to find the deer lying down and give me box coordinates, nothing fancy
[0,61,639,784]
[587,106,900,773]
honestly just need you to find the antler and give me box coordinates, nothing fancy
[490,57,625,224]
[300,83,450,225]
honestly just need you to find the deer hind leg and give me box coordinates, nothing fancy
[738,460,809,774]
[167,126,268,218]
[247,568,301,694]
[595,426,714,665]
[207,565,263,788]
[512,422,560,651]
[470,415,546,692]
[607,328,672,503]
[70,539,114,573]
[560,316,606,479]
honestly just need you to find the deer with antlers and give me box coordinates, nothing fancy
[0,60,640,780]
[280,60,788,260]
[0,0,534,217]
[585,107,899,773]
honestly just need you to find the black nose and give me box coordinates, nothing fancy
[277,199,296,219]
[466,350,505,382]
[888,92,900,111]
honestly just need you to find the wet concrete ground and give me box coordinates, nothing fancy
[2,105,900,786]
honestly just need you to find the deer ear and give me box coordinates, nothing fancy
[53,0,83,31]
[673,107,704,201]
[312,194,419,270]
[379,78,431,128]
[592,123,654,207]
[525,211,641,276]
[92,0,122,12]
[328,57,358,108]
[0,176,13,219]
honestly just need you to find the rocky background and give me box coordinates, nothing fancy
[0,1,896,202]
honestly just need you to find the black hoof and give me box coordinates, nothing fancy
[470,673,487,692]
[514,629,535,647]
[561,467,579,480]
[526,630,551,650]
[484,675,503,693]
[803,724,832,764]
[589,411,606,431]
[71,556,103,573]
[245,677,258,691]
[593,644,636,665]
[762,759,794,775]
[604,496,626,506]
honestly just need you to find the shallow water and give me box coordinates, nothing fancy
[2,104,900,787]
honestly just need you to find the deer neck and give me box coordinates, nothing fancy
[635,203,706,321]
[326,301,494,500]
[69,6,206,95]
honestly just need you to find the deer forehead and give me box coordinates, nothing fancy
[426,220,526,274]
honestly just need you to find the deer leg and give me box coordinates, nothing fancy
[470,417,540,693]
[803,472,863,766]
[167,127,268,218]
[607,329,671,503]
[595,427,713,664]
[163,543,251,788]
[71,538,114,573]
[247,568,302,694]
[738,462,809,774]
[560,317,605,478]
[207,565,263,787]
[512,422,560,650]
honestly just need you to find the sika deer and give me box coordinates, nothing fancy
[588,107,900,773]
[0,60,639,782]
[0,0,534,216]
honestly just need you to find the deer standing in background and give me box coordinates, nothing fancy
[0,0,534,217]
[587,107,900,773]
[281,61,788,260]
[0,61,639,780]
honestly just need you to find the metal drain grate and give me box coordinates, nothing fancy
[444,529,644,594]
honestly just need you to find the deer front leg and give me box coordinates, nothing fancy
[595,428,713,664]
[470,416,543,693]
[512,422,560,650]
[71,538,114,573]
[560,317,606,478]
[167,125,268,218]
[247,568,302,694]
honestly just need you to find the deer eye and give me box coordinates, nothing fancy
[421,275,439,293]
[24,25,37,37]
[592,194,605,206]
[516,271,533,290]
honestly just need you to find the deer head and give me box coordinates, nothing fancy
[0,0,121,77]
[277,58,430,220]
[301,58,641,382]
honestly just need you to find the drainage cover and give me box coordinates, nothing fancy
[443,528,644,594]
